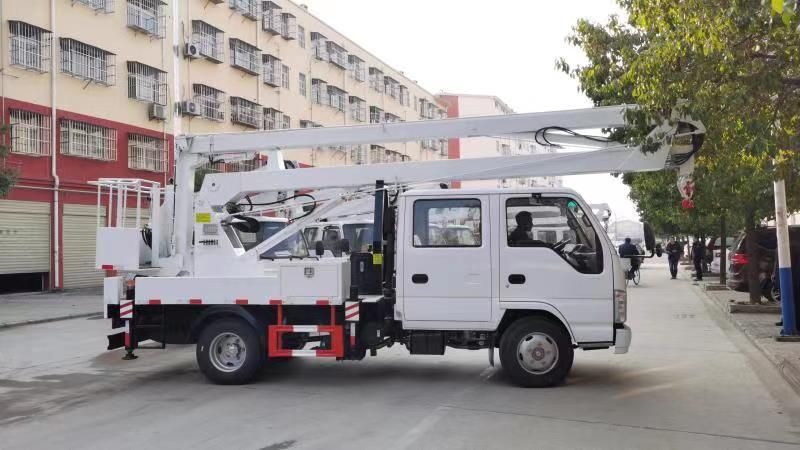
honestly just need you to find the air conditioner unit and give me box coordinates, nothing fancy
[184,43,201,59]
[181,100,201,116]
[148,103,167,121]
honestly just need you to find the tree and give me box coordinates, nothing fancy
[0,124,18,197]
[558,0,800,302]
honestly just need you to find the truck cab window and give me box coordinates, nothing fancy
[413,199,481,247]
[506,197,602,274]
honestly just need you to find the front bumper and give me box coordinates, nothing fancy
[614,325,632,354]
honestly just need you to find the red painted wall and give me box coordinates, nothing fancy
[435,95,461,188]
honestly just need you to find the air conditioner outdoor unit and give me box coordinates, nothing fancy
[181,100,201,116]
[184,43,201,59]
[148,103,167,121]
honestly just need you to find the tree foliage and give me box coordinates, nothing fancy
[0,124,18,197]
[557,0,800,238]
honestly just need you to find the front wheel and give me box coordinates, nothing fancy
[499,317,574,387]
[197,318,264,385]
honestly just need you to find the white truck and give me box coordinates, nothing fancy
[93,105,703,387]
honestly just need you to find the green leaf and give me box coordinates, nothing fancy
[773,0,784,14]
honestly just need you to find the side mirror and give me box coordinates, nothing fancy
[643,222,656,253]
[315,241,325,257]
[339,239,351,254]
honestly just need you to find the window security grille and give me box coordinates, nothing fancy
[263,108,282,130]
[60,38,115,85]
[399,85,410,106]
[281,13,297,40]
[60,119,117,161]
[349,145,366,165]
[298,72,307,96]
[311,79,328,105]
[262,1,283,34]
[282,114,291,129]
[262,54,281,86]
[192,84,226,121]
[439,139,449,157]
[10,109,50,156]
[127,61,166,105]
[369,67,384,93]
[384,113,401,123]
[328,86,347,112]
[74,0,114,13]
[281,64,290,89]
[191,21,224,62]
[300,120,321,128]
[230,97,261,128]
[126,0,165,38]
[349,96,366,122]
[128,133,166,172]
[370,145,386,164]
[384,77,398,99]
[311,32,328,61]
[229,0,259,20]
[297,25,306,48]
[369,106,383,124]
[230,38,260,75]
[326,41,347,69]
[348,55,365,82]
[9,21,51,73]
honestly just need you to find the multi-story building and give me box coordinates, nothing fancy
[0,0,446,292]
[437,93,562,190]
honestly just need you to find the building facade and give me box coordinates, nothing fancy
[436,93,562,190]
[0,0,447,292]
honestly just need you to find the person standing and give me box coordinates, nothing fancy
[666,238,681,279]
[692,239,705,281]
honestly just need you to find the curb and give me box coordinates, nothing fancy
[694,285,800,395]
[0,311,103,330]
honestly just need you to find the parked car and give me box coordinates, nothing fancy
[727,226,800,292]
[708,236,735,274]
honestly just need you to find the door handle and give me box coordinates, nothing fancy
[412,274,429,284]
[508,274,526,284]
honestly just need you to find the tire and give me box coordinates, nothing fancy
[633,268,641,286]
[196,318,264,385]
[499,317,574,388]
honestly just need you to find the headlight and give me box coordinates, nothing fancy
[614,289,627,323]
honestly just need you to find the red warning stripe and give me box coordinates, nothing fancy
[235,299,249,305]
[269,299,282,305]
[345,311,359,320]
[316,300,330,306]
[101,265,114,270]
[189,299,203,305]
[149,299,162,305]
[345,303,359,312]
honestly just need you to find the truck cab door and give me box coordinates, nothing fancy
[400,195,492,323]
[500,194,613,343]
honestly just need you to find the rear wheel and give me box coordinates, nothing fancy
[633,268,641,286]
[499,317,573,387]
[197,318,264,385]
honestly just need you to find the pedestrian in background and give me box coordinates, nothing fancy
[692,239,705,281]
[666,238,681,279]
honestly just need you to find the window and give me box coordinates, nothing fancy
[413,199,481,247]
[74,0,113,13]
[60,38,115,85]
[348,55,365,82]
[311,78,328,105]
[281,13,296,39]
[192,84,225,121]
[229,0,259,20]
[399,86,410,106]
[9,21,51,72]
[10,109,50,156]
[298,72,307,96]
[192,20,224,62]
[349,145,367,165]
[60,119,117,161]
[127,61,166,105]
[311,32,327,61]
[263,108,282,130]
[369,106,383,124]
[262,1,282,34]
[384,112,401,123]
[126,0,165,38]
[281,114,291,129]
[349,96,366,122]
[230,38,260,75]
[327,41,347,69]
[300,119,321,128]
[369,67,384,93]
[439,139,449,157]
[505,197,602,274]
[262,54,281,86]
[297,25,306,48]
[328,85,347,112]
[384,76,398,99]
[128,134,166,172]
[230,97,261,128]
[281,64,290,89]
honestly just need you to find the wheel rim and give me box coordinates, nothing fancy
[209,332,247,373]
[516,332,559,375]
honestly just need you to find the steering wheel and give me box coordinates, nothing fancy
[552,237,572,252]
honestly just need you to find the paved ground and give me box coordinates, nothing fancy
[0,288,102,328]
[2,261,800,449]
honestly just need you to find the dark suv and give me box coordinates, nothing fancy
[727,226,800,291]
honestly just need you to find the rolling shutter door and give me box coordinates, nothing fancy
[63,204,106,289]
[0,200,50,274]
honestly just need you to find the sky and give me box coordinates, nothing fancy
[300,0,639,220]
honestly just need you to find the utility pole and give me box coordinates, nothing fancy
[774,178,797,337]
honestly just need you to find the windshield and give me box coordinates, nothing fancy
[235,221,287,251]
[343,224,373,252]
[260,231,309,259]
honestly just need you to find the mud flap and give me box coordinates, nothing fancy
[107,331,125,350]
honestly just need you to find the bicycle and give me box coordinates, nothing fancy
[621,257,641,286]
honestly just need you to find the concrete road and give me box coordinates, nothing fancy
[2,261,800,449]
